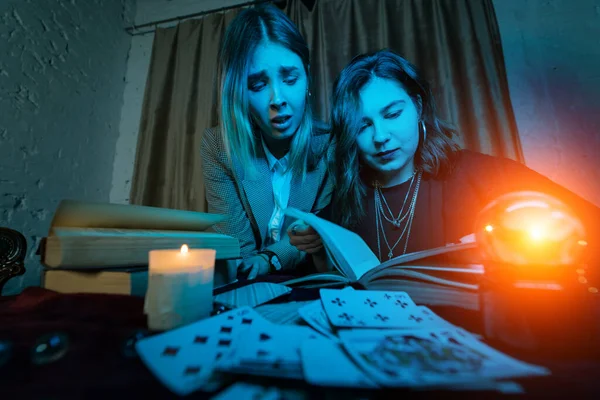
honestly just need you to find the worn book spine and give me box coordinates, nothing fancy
[42,269,149,296]
[50,199,226,232]
[41,260,239,296]
[42,229,241,268]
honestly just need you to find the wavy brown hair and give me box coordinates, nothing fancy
[330,49,460,228]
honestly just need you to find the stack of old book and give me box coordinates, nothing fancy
[40,200,240,296]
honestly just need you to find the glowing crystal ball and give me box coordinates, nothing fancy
[475,191,587,266]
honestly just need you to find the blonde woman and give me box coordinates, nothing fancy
[201,5,331,280]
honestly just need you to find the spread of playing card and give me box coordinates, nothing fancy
[135,306,271,396]
[136,286,549,397]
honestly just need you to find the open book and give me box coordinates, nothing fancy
[41,200,240,269]
[282,208,483,310]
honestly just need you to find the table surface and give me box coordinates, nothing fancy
[1,276,600,399]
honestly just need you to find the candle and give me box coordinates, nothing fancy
[144,245,216,331]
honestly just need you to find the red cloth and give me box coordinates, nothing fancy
[0,287,178,398]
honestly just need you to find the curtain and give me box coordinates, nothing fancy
[129,10,242,210]
[130,0,523,210]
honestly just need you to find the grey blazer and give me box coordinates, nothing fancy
[200,126,333,270]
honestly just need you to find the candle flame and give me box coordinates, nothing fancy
[180,244,189,254]
[484,224,493,232]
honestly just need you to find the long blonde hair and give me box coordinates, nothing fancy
[217,4,322,180]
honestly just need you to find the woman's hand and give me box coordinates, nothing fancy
[288,220,323,254]
[238,255,270,280]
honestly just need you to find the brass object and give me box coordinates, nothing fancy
[0,227,27,293]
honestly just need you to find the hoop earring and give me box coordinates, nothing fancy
[421,121,427,143]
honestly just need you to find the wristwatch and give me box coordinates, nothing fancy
[258,250,282,273]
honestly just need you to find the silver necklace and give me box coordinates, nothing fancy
[375,170,422,260]
[375,170,417,229]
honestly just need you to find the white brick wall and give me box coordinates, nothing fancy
[0,0,136,295]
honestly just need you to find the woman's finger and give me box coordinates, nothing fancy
[296,241,323,252]
[303,244,324,254]
[288,220,307,235]
[247,263,260,280]
[289,234,320,246]
[296,237,322,248]
[292,226,317,236]
[238,262,251,273]
[298,234,321,244]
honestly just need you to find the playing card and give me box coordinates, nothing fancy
[212,382,310,400]
[300,337,379,388]
[320,289,421,329]
[298,287,355,339]
[338,327,549,388]
[135,307,271,396]
[222,323,320,380]
[410,306,457,329]
[211,382,282,400]
[298,300,338,340]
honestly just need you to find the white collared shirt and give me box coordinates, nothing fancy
[261,139,293,246]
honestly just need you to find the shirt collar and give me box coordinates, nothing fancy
[261,138,289,171]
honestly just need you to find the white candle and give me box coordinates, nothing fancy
[145,245,216,331]
[149,245,215,274]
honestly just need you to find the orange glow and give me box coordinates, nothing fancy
[528,226,544,241]
[589,287,598,294]
[578,276,588,284]
[475,191,587,266]
[180,244,189,254]
[576,268,586,275]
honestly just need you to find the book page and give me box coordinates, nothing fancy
[281,272,351,287]
[360,242,480,284]
[50,200,226,233]
[365,267,480,290]
[283,208,379,281]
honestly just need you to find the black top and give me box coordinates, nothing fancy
[321,150,600,262]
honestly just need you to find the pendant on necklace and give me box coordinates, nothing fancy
[388,250,394,260]
[392,220,402,230]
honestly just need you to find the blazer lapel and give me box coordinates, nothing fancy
[285,160,326,232]
[240,150,274,246]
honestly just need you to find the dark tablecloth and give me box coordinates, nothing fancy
[1,277,600,399]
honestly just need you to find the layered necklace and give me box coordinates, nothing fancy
[373,169,422,260]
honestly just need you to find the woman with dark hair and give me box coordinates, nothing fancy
[201,4,332,279]
[290,49,599,269]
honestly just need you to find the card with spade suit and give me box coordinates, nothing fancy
[135,307,271,396]
[221,323,321,380]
